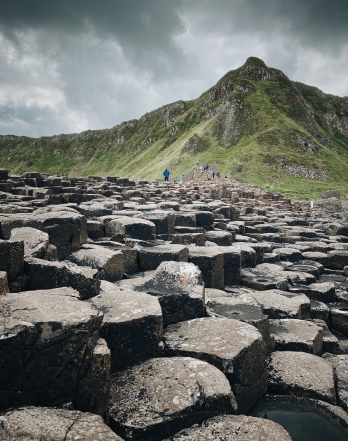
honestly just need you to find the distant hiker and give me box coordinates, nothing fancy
[197,159,200,166]
[217,171,220,178]
[163,169,170,182]
[211,168,215,178]
[179,175,183,184]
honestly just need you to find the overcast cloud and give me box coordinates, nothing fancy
[0,0,347,137]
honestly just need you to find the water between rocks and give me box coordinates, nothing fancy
[266,410,347,441]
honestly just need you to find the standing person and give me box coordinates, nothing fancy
[217,171,220,178]
[179,175,183,184]
[197,159,200,167]
[163,168,170,182]
[211,168,215,178]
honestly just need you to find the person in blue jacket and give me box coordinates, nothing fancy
[163,168,170,181]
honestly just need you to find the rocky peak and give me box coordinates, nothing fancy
[240,56,275,81]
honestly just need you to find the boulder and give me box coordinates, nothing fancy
[105,217,156,241]
[135,261,205,326]
[109,357,237,441]
[269,319,323,355]
[67,245,124,281]
[164,317,267,413]
[10,226,49,258]
[267,351,336,404]
[0,406,122,440]
[138,244,189,271]
[0,287,103,411]
[90,281,163,372]
[188,247,224,289]
[162,414,292,441]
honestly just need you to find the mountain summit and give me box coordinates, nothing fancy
[1,57,348,198]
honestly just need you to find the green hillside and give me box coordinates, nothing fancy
[1,57,348,199]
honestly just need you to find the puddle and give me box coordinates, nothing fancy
[266,410,347,441]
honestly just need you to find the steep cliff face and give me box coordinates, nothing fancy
[1,57,348,198]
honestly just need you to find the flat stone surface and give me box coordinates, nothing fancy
[90,281,163,371]
[206,296,273,352]
[250,289,311,319]
[0,406,122,440]
[267,351,336,404]
[269,318,323,355]
[137,244,189,271]
[162,414,292,441]
[164,317,267,413]
[109,357,237,441]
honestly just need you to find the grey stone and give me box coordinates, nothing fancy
[10,227,49,258]
[250,289,311,319]
[0,271,9,296]
[0,287,103,410]
[188,247,224,289]
[164,317,267,413]
[267,351,336,404]
[67,245,124,281]
[138,244,189,271]
[328,302,348,336]
[162,414,292,441]
[0,406,122,441]
[269,319,323,355]
[90,281,163,372]
[0,239,24,283]
[106,217,156,241]
[109,357,237,441]
[135,261,205,326]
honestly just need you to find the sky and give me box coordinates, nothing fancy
[0,0,347,138]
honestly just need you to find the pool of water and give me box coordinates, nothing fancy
[266,410,347,441]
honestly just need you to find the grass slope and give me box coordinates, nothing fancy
[0,57,348,199]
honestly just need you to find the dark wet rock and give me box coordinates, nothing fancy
[162,414,292,441]
[138,244,189,271]
[164,317,267,413]
[90,281,163,372]
[233,244,256,267]
[267,351,336,404]
[269,318,323,354]
[0,287,103,411]
[109,357,237,441]
[0,406,122,440]
[87,219,105,239]
[135,261,205,326]
[0,239,24,288]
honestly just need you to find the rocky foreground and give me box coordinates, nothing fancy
[1,168,348,439]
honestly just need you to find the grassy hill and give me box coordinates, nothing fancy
[1,57,348,199]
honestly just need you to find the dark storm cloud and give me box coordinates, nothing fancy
[0,0,347,137]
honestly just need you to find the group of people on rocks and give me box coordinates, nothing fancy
[163,160,221,183]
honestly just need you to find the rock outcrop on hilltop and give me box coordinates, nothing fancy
[1,169,348,438]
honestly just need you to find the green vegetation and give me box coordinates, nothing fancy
[1,57,348,199]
